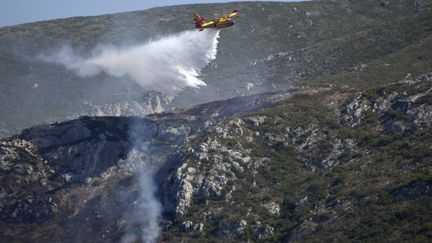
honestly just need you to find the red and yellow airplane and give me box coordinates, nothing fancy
[193,10,239,31]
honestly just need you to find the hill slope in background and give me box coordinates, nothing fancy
[1,0,432,137]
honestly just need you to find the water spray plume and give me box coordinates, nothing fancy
[38,30,220,94]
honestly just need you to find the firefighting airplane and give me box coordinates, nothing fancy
[193,10,239,31]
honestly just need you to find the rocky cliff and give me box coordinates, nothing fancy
[1,73,432,242]
[1,0,432,138]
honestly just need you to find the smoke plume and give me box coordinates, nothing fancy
[121,146,162,243]
[38,30,220,94]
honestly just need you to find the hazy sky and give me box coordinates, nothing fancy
[0,0,304,27]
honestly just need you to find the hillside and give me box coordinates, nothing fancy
[1,0,432,137]
[1,73,431,242]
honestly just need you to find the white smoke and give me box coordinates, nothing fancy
[121,147,162,243]
[38,30,220,94]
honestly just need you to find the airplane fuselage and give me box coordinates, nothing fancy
[201,19,234,30]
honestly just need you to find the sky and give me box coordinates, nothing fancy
[0,0,304,27]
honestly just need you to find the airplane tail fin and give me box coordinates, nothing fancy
[193,12,205,28]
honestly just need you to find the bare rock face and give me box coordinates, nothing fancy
[341,94,371,127]
[263,201,281,216]
[245,116,267,126]
[288,124,357,169]
[181,220,204,233]
[172,126,256,217]
[252,222,275,239]
[0,139,58,224]
[410,104,432,129]
[339,73,432,136]
[215,220,248,239]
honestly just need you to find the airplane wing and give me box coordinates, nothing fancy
[228,10,239,18]
[220,14,229,20]
[200,20,215,28]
